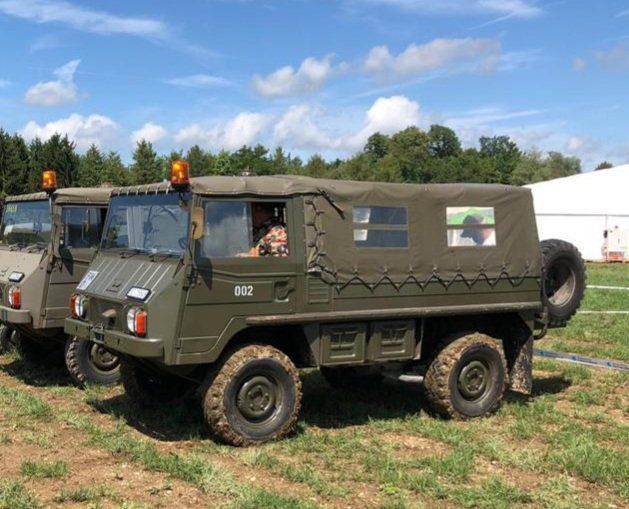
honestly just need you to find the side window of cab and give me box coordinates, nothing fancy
[60,207,106,249]
[194,200,289,264]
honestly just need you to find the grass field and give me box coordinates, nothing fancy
[0,264,626,508]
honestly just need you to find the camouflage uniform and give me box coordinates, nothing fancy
[254,218,289,257]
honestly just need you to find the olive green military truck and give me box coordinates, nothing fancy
[0,182,120,386]
[65,165,585,446]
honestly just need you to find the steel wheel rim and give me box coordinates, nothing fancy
[545,259,576,306]
[236,374,281,425]
[457,359,490,401]
[89,343,119,373]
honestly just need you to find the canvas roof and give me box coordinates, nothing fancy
[111,175,531,203]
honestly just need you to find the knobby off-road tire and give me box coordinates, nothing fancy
[64,337,121,387]
[202,344,302,447]
[424,334,507,419]
[120,358,192,406]
[320,365,383,389]
[540,239,586,327]
[0,324,15,354]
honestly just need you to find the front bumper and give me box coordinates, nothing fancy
[64,317,164,358]
[0,305,32,324]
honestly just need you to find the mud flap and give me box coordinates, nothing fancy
[504,335,533,395]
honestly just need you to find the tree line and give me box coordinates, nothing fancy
[0,124,593,196]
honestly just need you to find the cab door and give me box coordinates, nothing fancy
[43,206,106,328]
[178,197,300,355]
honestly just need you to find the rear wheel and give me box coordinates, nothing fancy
[64,337,120,387]
[541,239,586,327]
[202,344,302,446]
[424,334,507,419]
[120,358,193,405]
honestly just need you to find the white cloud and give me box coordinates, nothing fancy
[174,112,271,151]
[24,59,81,106]
[345,95,421,148]
[348,0,541,18]
[252,56,335,98]
[274,105,337,150]
[21,113,120,151]
[165,74,231,88]
[364,38,502,79]
[131,123,168,145]
[0,0,166,37]
[274,96,421,151]
[572,57,587,71]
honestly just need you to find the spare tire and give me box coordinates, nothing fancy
[540,239,586,327]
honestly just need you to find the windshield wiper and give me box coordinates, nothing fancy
[119,248,144,259]
[148,250,182,262]
[25,242,48,252]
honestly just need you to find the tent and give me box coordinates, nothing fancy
[526,165,629,261]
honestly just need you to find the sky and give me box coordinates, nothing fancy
[1,0,629,170]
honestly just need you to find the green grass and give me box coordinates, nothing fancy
[20,459,69,479]
[0,482,40,509]
[54,485,114,503]
[585,263,629,286]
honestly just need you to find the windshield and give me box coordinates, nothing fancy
[101,193,190,256]
[0,200,51,247]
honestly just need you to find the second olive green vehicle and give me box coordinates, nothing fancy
[65,165,585,445]
[0,179,120,386]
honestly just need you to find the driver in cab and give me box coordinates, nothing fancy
[239,203,288,257]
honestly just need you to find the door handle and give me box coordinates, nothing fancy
[274,280,295,301]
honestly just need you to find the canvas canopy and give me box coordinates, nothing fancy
[5,188,111,205]
[113,176,542,287]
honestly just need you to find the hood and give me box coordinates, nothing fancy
[0,248,45,284]
[79,253,181,303]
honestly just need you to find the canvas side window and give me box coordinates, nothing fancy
[196,200,289,259]
[353,206,408,248]
[446,206,496,247]
[61,207,104,249]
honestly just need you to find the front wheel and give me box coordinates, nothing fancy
[64,337,120,387]
[0,325,15,354]
[424,333,507,419]
[202,344,302,447]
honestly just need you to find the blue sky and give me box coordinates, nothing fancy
[1,0,628,169]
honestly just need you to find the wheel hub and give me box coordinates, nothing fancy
[458,360,489,400]
[89,344,119,371]
[236,375,277,422]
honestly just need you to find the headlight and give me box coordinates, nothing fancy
[8,272,24,283]
[8,286,21,309]
[70,294,88,319]
[75,295,88,319]
[126,307,147,337]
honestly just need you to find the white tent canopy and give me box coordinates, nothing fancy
[526,165,629,261]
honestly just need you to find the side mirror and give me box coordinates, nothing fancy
[191,207,204,241]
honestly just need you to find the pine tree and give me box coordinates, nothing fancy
[131,140,162,185]
[78,144,105,187]
[102,152,131,186]
[186,145,213,177]
[0,131,30,196]
[40,134,80,188]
